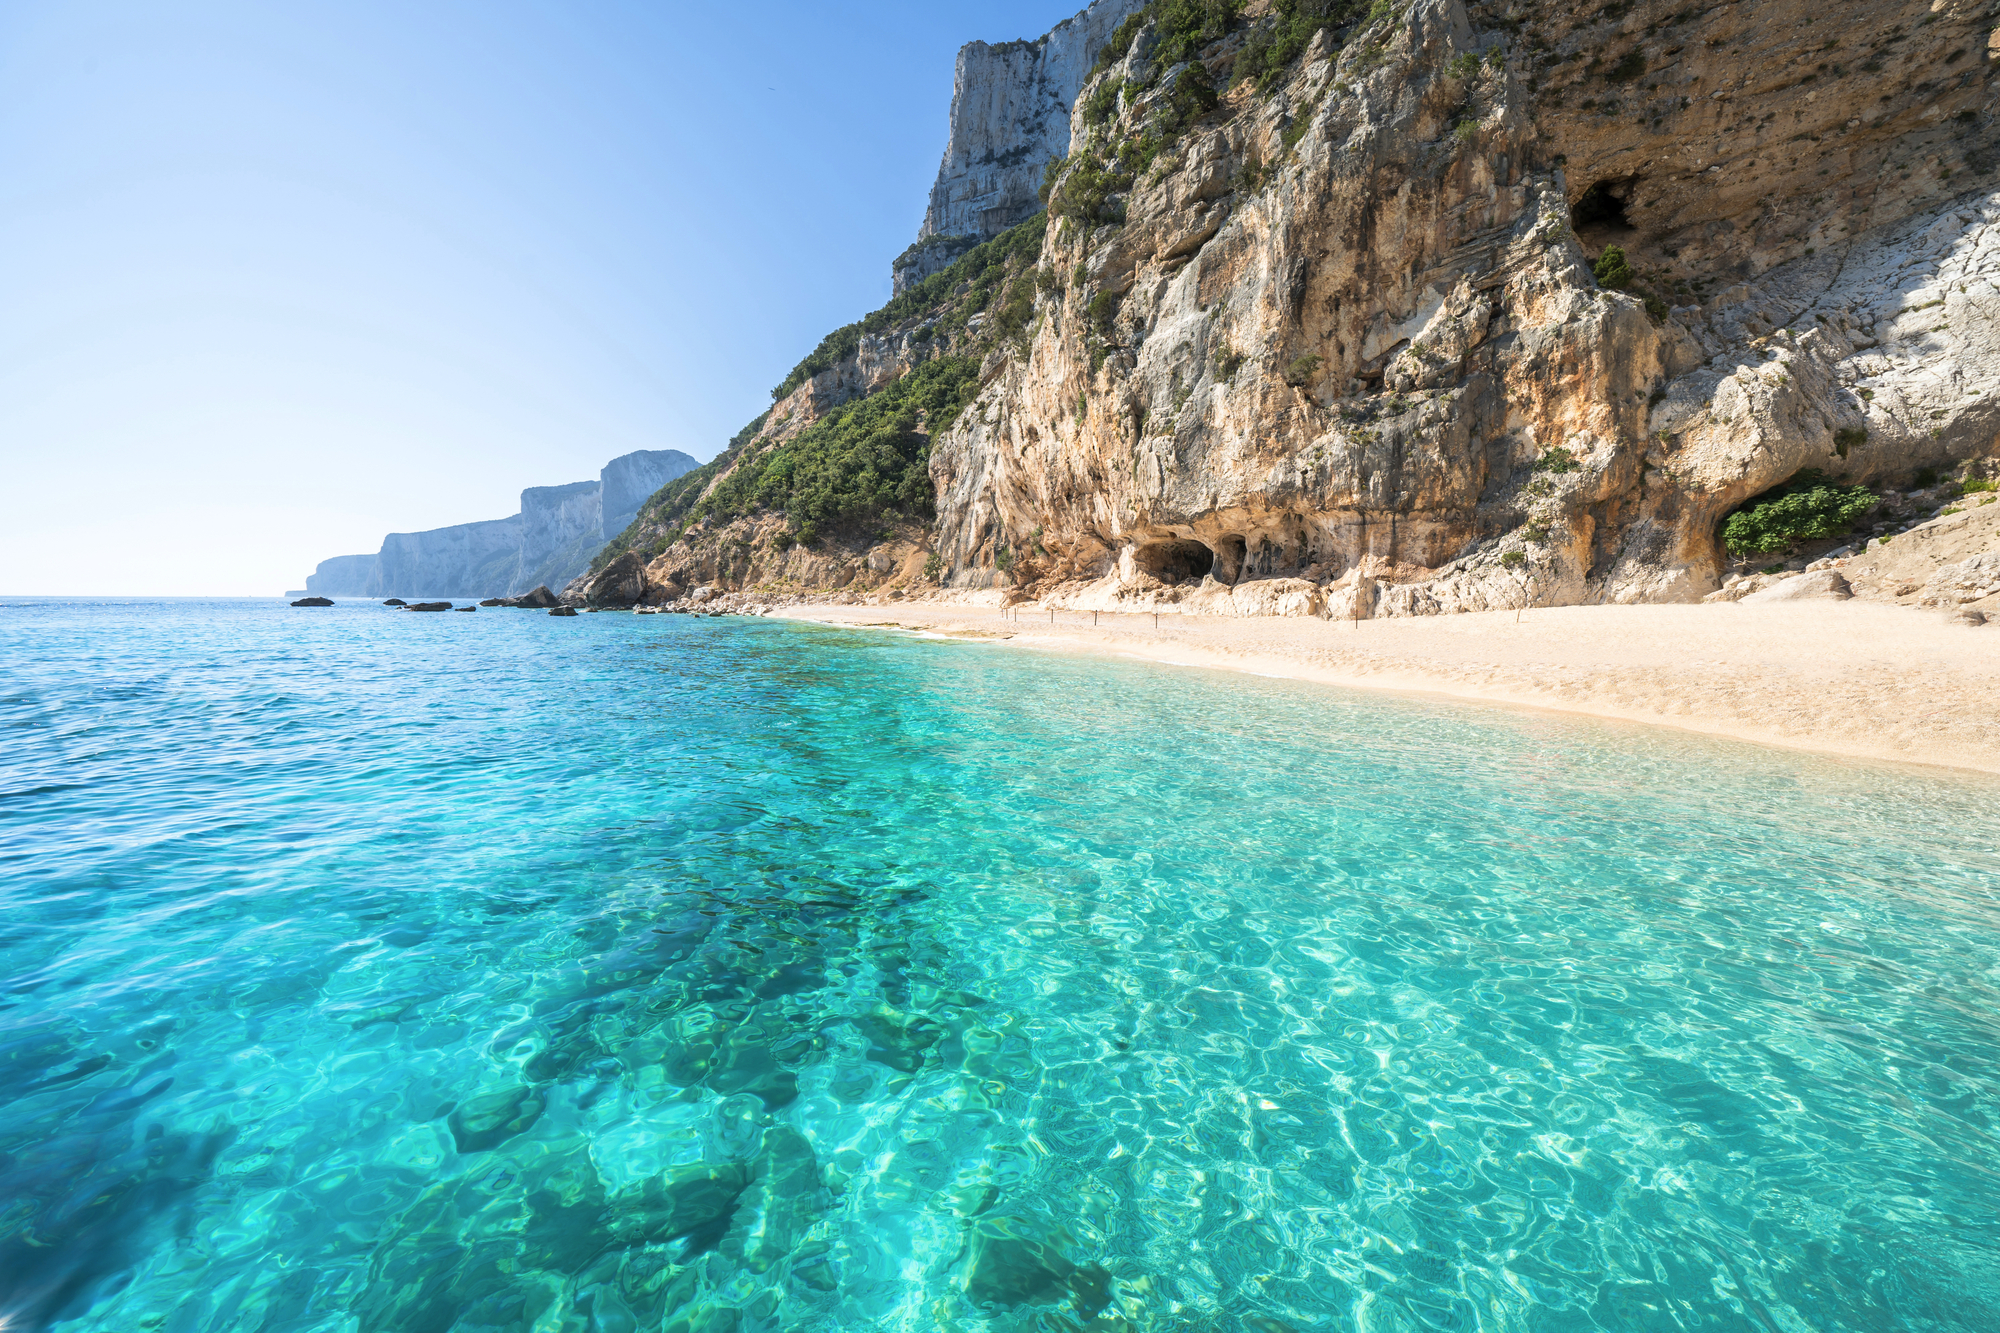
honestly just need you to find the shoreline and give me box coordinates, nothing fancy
[768,599,2000,777]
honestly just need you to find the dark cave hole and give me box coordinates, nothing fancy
[1571,178,1637,233]
[1134,539,1214,585]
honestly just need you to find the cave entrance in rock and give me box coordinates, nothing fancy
[1571,177,1638,248]
[1133,539,1214,585]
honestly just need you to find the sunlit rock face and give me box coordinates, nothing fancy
[928,0,2000,616]
[895,0,1146,294]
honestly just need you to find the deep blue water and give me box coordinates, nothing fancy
[4,596,2000,1333]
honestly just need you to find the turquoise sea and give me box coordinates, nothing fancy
[4,597,2000,1333]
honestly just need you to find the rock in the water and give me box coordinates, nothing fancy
[509,585,559,609]
[478,598,505,607]
[454,605,477,612]
[1741,570,1852,602]
[404,602,452,612]
[581,549,649,607]
[290,596,334,607]
[445,1083,543,1153]
[383,598,407,607]
[548,606,579,617]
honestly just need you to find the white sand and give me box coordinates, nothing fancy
[771,599,2000,775]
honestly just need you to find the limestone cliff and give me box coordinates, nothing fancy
[583,0,2000,620]
[894,0,1147,293]
[306,448,695,597]
[925,0,2000,617]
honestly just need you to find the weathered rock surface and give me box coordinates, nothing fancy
[548,606,580,618]
[403,601,452,612]
[922,0,2000,618]
[900,0,1145,292]
[505,585,560,609]
[1741,569,1853,602]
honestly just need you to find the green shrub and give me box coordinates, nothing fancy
[1092,11,1152,75]
[923,552,943,580]
[1159,66,1219,135]
[1535,445,1580,474]
[1088,290,1121,334]
[1052,150,1132,227]
[1522,521,1551,542]
[1721,469,1877,554]
[1833,426,1867,457]
[1283,353,1322,386]
[1215,344,1246,378]
[769,213,1048,400]
[1592,245,1634,290]
[1083,77,1126,127]
[1039,155,1066,203]
[1954,477,1998,494]
[1234,0,1378,90]
[1642,294,1669,321]
[1500,550,1526,568]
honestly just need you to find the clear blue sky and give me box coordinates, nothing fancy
[0,0,1090,595]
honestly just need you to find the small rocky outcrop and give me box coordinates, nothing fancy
[454,605,477,612]
[548,606,580,617]
[478,598,505,607]
[579,550,649,607]
[506,586,559,609]
[403,602,452,612]
[383,598,407,607]
[290,596,334,607]
[1741,570,1854,603]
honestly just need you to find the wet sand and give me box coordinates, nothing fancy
[771,598,2000,775]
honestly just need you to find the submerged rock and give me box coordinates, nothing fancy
[549,606,579,617]
[445,1083,543,1153]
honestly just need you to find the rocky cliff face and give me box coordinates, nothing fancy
[305,449,696,596]
[895,0,1146,293]
[929,0,2000,617]
[593,0,2000,620]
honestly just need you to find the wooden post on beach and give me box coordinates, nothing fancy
[1049,608,1054,624]
[1153,613,1159,630]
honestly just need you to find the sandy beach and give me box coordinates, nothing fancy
[771,598,2000,776]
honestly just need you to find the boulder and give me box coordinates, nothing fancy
[478,598,505,607]
[1948,608,1989,626]
[383,598,407,607]
[290,596,334,607]
[404,602,452,612]
[509,585,559,609]
[454,605,477,612]
[1740,570,1852,602]
[581,550,650,607]
[548,606,580,617]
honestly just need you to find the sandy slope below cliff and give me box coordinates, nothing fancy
[771,599,2000,775]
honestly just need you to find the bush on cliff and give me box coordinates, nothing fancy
[1233,0,1381,90]
[704,357,982,544]
[769,213,1048,400]
[1721,470,1877,555]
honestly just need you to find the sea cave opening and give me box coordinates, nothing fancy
[1133,539,1214,585]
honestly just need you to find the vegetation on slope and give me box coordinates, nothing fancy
[590,212,1051,573]
[1722,470,1878,555]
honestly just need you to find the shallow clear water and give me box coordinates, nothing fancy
[4,598,2000,1333]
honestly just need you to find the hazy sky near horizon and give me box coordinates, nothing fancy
[0,0,1092,595]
